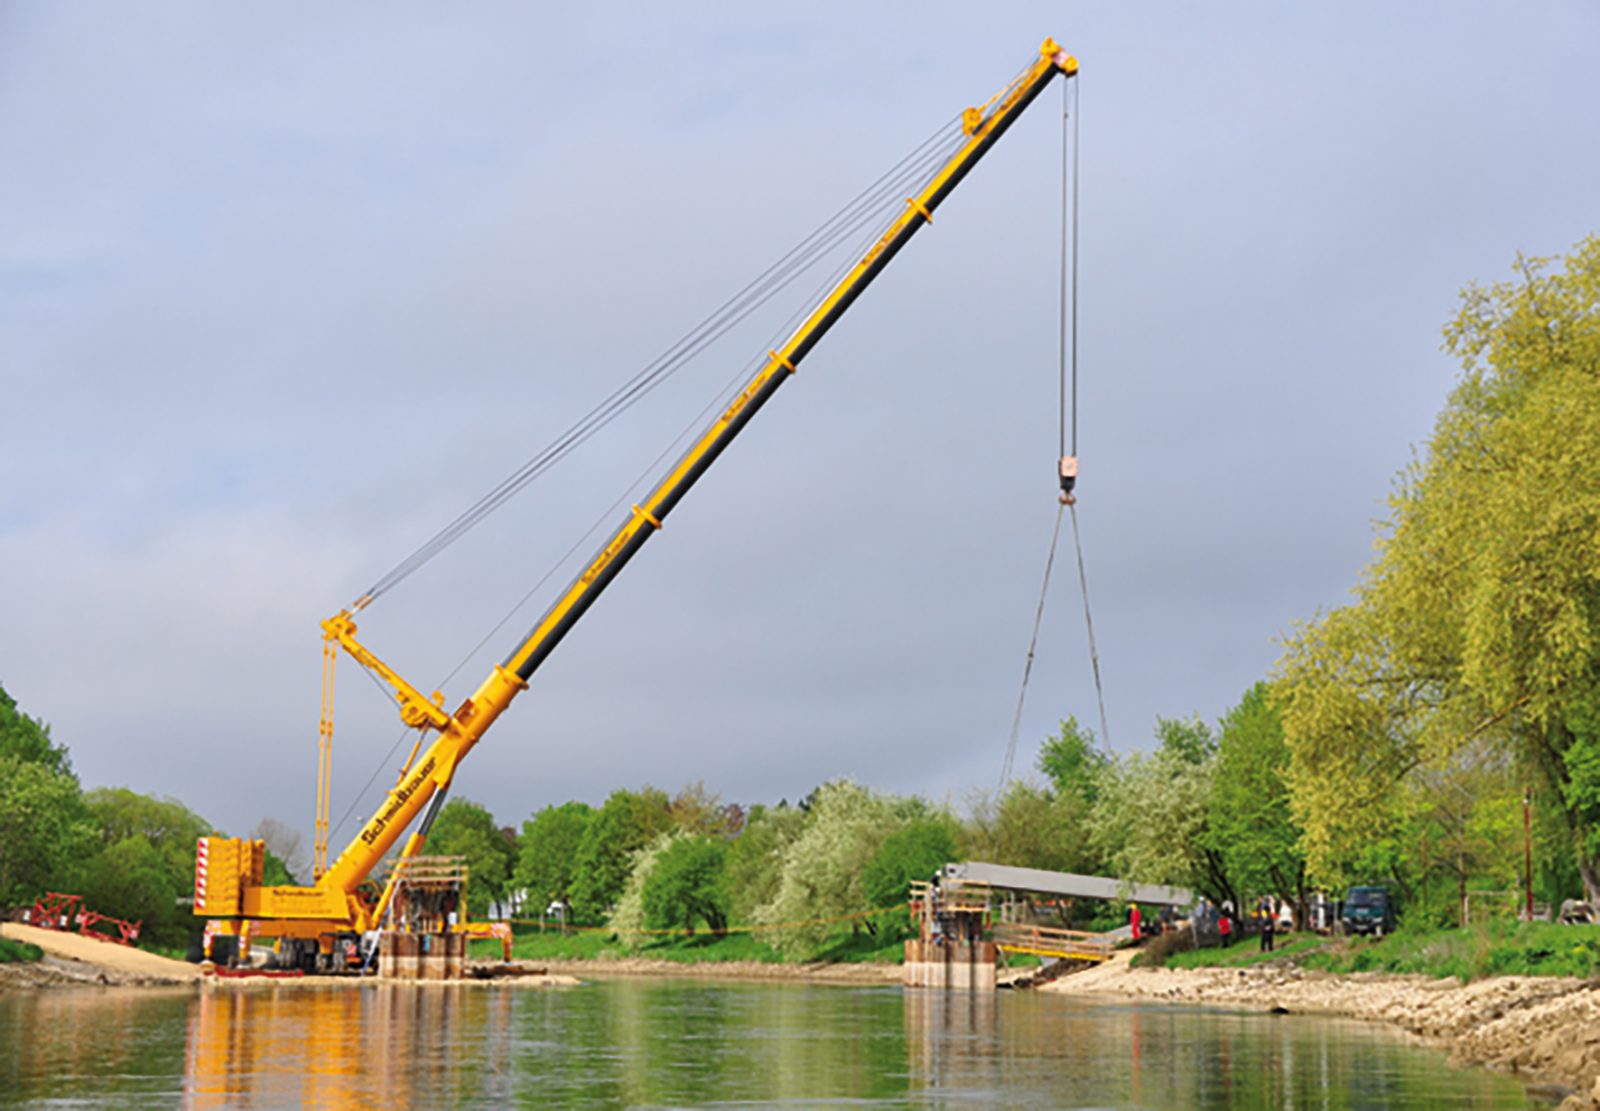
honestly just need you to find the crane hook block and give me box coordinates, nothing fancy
[1059,455,1078,500]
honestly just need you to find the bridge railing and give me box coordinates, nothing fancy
[989,921,1116,962]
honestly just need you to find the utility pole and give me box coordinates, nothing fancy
[1524,785,1534,921]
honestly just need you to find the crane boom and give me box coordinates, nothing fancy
[196,39,1079,942]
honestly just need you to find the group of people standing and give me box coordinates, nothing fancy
[1125,896,1291,951]
[1150,895,1285,950]
[1189,898,1234,946]
[1126,902,1176,941]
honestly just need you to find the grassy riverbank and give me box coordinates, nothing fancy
[0,937,43,963]
[1144,920,1600,982]
[496,926,904,966]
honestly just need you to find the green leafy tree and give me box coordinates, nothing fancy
[81,788,209,940]
[83,788,208,883]
[642,834,730,935]
[261,850,298,888]
[78,834,183,944]
[961,779,1097,875]
[1157,715,1216,765]
[1207,683,1305,913]
[571,787,673,922]
[515,801,594,909]
[753,779,901,957]
[1409,740,1524,925]
[1091,730,1229,906]
[0,756,96,908]
[862,818,957,911]
[667,781,744,838]
[426,798,515,917]
[1038,717,1109,805]
[605,831,677,949]
[0,685,71,777]
[1276,235,1600,901]
[725,803,807,924]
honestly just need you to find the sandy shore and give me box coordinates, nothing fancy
[1,922,200,986]
[1,922,881,991]
[0,923,588,990]
[1046,951,1600,1108]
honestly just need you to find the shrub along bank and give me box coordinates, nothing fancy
[499,922,905,966]
[0,936,43,963]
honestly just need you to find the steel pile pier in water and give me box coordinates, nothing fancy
[378,930,468,980]
[905,878,996,990]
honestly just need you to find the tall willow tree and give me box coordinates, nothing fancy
[1276,235,1600,902]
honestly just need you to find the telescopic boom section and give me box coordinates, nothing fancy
[502,41,1076,686]
[288,39,1076,921]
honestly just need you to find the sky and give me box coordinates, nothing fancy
[3,2,1598,849]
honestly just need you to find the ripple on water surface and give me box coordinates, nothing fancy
[0,978,1544,1108]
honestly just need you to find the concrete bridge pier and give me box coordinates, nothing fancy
[903,938,997,991]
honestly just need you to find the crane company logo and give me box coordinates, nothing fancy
[581,533,629,586]
[361,757,437,845]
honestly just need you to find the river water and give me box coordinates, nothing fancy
[0,977,1542,1108]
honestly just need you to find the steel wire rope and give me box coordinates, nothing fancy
[1069,75,1080,460]
[357,121,967,607]
[326,724,412,848]
[328,130,970,840]
[999,504,1064,788]
[999,73,1101,788]
[1070,502,1109,747]
[320,663,414,854]
[1063,78,1109,748]
[428,136,967,694]
[404,138,966,693]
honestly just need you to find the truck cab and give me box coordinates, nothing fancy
[1340,885,1396,937]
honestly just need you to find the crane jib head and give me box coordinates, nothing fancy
[1041,39,1078,75]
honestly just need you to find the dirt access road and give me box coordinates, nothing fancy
[1,922,200,986]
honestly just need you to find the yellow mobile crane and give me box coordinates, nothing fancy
[195,40,1079,971]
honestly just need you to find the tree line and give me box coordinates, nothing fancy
[0,686,299,947]
[434,236,1600,939]
[3,236,1594,953]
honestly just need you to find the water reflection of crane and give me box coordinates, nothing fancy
[181,985,513,1108]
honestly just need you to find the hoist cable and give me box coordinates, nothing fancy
[433,349,755,694]
[1061,79,1107,749]
[357,122,967,607]
[1069,502,1109,747]
[1058,79,1069,459]
[331,118,980,837]
[999,503,1064,789]
[1070,77,1080,458]
[363,137,960,603]
[431,203,899,697]
[999,69,1100,789]
[327,726,411,845]
[335,61,1050,833]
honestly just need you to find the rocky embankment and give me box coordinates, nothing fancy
[1047,952,1600,1108]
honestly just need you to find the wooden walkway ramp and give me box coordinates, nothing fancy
[989,922,1118,963]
